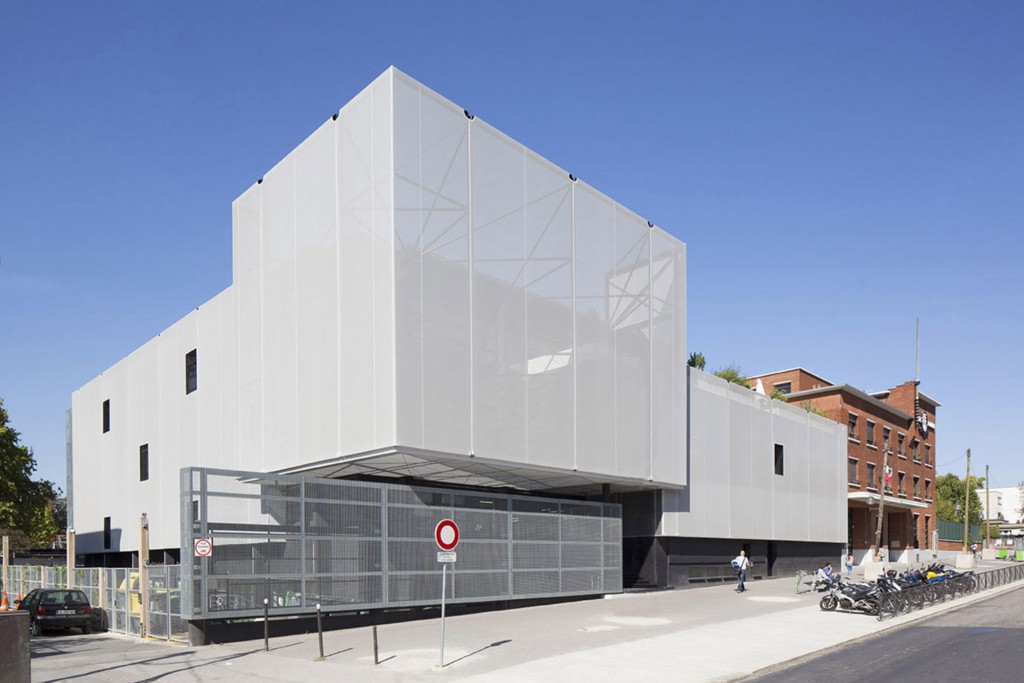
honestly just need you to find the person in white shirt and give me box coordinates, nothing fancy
[733,550,751,593]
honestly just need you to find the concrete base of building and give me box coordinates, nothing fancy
[624,536,843,589]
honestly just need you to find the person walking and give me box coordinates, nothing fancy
[733,550,751,593]
[845,553,854,578]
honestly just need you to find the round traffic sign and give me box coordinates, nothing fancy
[194,538,213,557]
[435,519,460,551]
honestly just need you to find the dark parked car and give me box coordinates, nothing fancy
[18,588,93,636]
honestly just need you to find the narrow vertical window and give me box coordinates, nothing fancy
[140,444,149,482]
[774,444,784,476]
[185,349,198,394]
[103,517,111,549]
[102,399,110,433]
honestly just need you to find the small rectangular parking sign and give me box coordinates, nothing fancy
[437,551,457,563]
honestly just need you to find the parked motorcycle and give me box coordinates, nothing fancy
[818,577,885,615]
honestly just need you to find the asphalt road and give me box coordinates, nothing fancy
[745,584,1024,683]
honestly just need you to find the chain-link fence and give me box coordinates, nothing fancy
[2,564,187,643]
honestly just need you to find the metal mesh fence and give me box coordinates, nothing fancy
[1,564,187,643]
[183,467,622,620]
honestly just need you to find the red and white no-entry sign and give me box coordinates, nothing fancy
[435,519,460,551]
[194,538,213,557]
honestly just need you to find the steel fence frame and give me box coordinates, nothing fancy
[182,467,623,621]
[877,564,1024,620]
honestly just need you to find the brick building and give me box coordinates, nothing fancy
[749,368,939,559]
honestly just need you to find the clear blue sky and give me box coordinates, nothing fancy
[2,2,1022,491]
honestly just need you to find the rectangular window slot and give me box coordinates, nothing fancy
[140,444,149,482]
[185,349,198,394]
[774,443,784,476]
[102,399,110,433]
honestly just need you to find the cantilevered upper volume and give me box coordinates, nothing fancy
[71,67,687,553]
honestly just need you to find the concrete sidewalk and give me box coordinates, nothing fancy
[30,559,1024,682]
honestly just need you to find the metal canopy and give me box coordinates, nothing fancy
[275,446,676,497]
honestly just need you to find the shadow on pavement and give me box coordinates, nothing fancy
[446,639,512,667]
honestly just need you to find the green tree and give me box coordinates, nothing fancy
[935,473,983,526]
[713,364,750,388]
[687,352,706,370]
[0,398,61,551]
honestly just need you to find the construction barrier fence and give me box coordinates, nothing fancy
[2,564,188,643]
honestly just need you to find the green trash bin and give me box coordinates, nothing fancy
[1017,550,1024,562]
[998,549,1007,559]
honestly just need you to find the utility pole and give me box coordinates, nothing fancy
[874,444,891,559]
[963,449,971,554]
[986,465,991,549]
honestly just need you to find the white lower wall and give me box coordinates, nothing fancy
[661,368,846,543]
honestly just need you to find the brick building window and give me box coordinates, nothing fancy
[866,462,877,490]
[774,444,785,476]
[897,433,905,457]
[774,381,791,394]
[913,475,921,499]
[848,458,859,486]
[925,479,932,500]
[911,439,921,463]
[866,420,876,447]
[883,426,891,448]
[925,444,932,467]
[898,471,906,497]
[848,413,859,442]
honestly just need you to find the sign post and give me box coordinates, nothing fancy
[434,519,459,668]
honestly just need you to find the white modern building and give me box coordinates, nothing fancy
[69,68,846,614]
[978,486,1023,526]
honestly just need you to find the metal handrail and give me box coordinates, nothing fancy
[876,564,1024,621]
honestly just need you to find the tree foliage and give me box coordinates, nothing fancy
[0,398,62,551]
[935,473,984,526]
[687,352,706,370]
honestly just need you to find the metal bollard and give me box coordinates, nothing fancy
[263,598,269,651]
[316,603,324,660]
[372,624,379,665]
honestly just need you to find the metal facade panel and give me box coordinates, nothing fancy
[234,186,263,468]
[612,205,652,480]
[294,120,340,464]
[669,370,847,544]
[470,121,528,464]
[392,70,473,456]
[573,183,617,475]
[523,149,575,470]
[650,230,686,485]
[259,155,298,470]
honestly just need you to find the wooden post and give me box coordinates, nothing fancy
[874,445,891,558]
[2,535,8,592]
[963,449,971,553]
[139,514,150,639]
[986,465,991,548]
[66,529,77,588]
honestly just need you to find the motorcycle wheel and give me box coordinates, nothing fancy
[819,594,838,611]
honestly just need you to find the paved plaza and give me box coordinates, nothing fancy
[29,559,1022,683]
